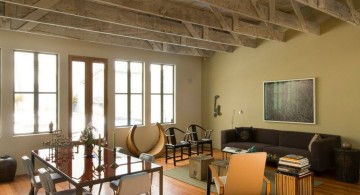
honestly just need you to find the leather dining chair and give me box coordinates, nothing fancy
[109,153,155,195]
[22,156,67,195]
[38,168,92,195]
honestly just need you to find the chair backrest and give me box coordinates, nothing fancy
[116,172,151,195]
[225,152,267,194]
[139,153,155,163]
[165,127,189,145]
[38,168,57,194]
[22,156,36,184]
[188,124,212,141]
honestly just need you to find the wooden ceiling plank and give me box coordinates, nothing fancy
[346,0,360,25]
[88,0,283,41]
[17,0,61,31]
[148,41,162,51]
[289,0,307,32]
[196,0,320,35]
[203,26,208,40]
[297,0,360,26]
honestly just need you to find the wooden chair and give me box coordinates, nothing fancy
[21,156,67,195]
[165,127,192,166]
[187,124,213,156]
[38,168,91,195]
[209,152,270,195]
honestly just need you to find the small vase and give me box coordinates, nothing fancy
[84,145,94,157]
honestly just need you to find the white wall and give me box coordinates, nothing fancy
[0,30,202,175]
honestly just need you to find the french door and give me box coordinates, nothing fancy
[68,55,108,142]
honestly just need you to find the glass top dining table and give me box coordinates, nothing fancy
[31,145,163,195]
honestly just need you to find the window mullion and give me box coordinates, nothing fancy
[160,65,164,123]
[127,62,131,126]
[34,53,39,133]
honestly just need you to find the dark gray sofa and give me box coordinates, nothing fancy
[221,127,341,171]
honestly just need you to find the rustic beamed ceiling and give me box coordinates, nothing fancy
[0,0,359,57]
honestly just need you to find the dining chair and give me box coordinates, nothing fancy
[165,127,192,166]
[115,172,151,195]
[22,156,67,195]
[38,168,92,195]
[187,124,213,156]
[209,152,270,195]
[109,153,155,195]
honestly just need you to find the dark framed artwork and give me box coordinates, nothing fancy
[263,78,315,124]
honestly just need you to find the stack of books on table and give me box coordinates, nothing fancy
[277,154,311,177]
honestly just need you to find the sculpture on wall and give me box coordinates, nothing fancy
[214,95,222,117]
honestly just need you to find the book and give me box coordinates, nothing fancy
[277,169,311,177]
[279,159,309,165]
[278,164,311,172]
[278,160,309,168]
[281,154,305,160]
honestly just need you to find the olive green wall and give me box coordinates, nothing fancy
[202,19,360,149]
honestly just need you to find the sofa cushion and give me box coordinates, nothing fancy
[279,131,314,150]
[235,127,254,142]
[253,128,279,145]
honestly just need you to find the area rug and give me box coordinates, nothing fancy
[164,165,323,194]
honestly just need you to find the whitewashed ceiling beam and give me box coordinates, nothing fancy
[195,0,320,35]
[296,0,360,26]
[89,0,285,41]
[0,18,215,57]
[0,0,253,48]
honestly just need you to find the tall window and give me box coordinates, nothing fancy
[14,51,58,134]
[115,61,143,126]
[69,56,107,141]
[151,64,174,124]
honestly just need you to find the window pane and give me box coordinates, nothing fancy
[14,51,34,92]
[130,94,142,125]
[115,94,128,126]
[163,65,173,93]
[72,61,85,141]
[38,54,57,92]
[92,62,105,137]
[14,94,34,134]
[163,95,174,123]
[115,61,128,93]
[151,95,161,124]
[131,62,142,93]
[151,64,161,93]
[38,94,56,132]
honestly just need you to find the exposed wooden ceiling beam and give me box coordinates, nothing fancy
[89,0,285,41]
[0,18,214,57]
[0,0,255,49]
[195,0,320,35]
[289,0,307,32]
[296,0,360,26]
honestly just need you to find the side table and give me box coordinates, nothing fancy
[334,148,359,183]
[275,172,313,195]
[189,155,214,180]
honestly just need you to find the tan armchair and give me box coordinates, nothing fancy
[209,152,270,195]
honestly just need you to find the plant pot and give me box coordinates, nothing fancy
[84,145,94,157]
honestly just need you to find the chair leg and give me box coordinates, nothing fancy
[197,144,200,155]
[210,142,213,156]
[173,147,176,166]
[98,183,103,195]
[165,147,168,164]
[33,187,39,195]
[29,185,34,195]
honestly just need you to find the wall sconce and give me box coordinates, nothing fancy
[214,95,222,117]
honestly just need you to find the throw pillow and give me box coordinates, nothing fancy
[308,133,322,152]
[235,127,254,142]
